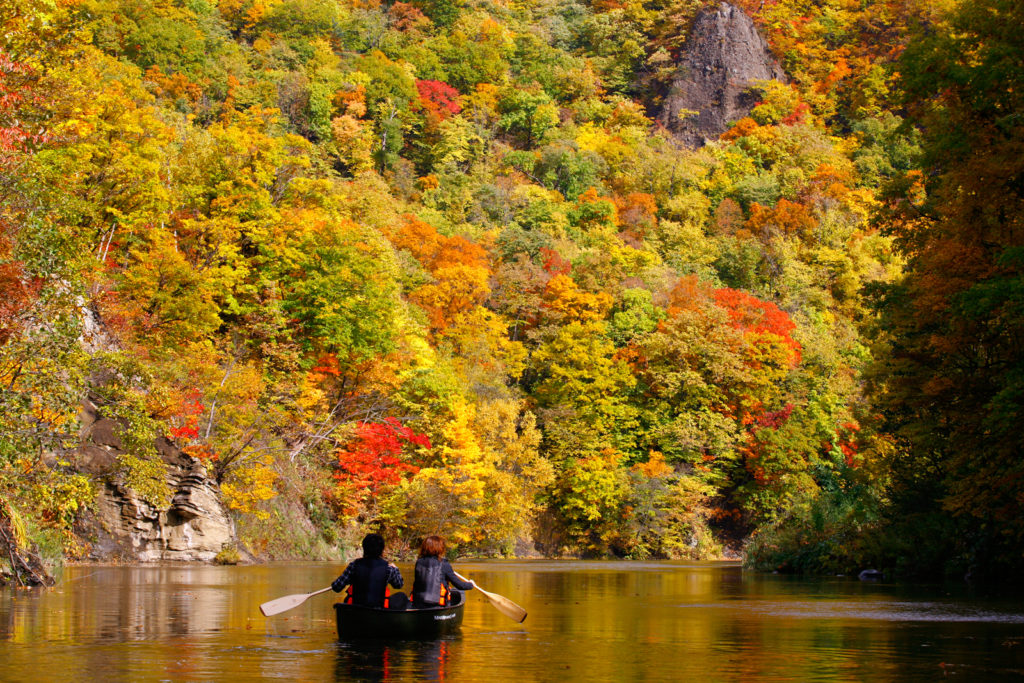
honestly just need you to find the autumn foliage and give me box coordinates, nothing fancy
[416,80,462,119]
[5,0,1011,578]
[713,288,801,366]
[333,419,427,513]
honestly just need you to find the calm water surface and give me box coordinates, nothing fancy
[2,561,1023,681]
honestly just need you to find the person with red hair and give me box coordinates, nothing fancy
[411,535,474,608]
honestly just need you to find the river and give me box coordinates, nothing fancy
[2,561,1023,681]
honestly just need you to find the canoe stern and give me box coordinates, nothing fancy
[334,602,465,640]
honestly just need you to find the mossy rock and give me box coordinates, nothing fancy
[214,545,241,565]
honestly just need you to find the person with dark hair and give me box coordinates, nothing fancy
[411,535,474,608]
[331,533,407,609]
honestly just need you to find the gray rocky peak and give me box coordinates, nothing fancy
[658,2,787,148]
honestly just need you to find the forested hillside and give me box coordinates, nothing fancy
[2,0,1020,580]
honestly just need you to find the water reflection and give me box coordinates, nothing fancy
[2,562,1023,681]
[335,638,457,681]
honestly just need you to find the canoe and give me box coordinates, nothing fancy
[334,599,465,639]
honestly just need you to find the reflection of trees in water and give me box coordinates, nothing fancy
[334,638,455,682]
[0,587,17,640]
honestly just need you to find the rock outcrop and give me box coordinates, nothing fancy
[74,399,236,562]
[658,2,786,148]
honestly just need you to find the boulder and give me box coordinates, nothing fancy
[657,2,786,148]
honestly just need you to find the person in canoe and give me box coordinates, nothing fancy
[411,535,475,608]
[331,533,409,609]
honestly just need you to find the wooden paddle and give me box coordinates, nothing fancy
[454,571,527,623]
[259,586,333,617]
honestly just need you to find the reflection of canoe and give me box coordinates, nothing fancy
[334,598,465,640]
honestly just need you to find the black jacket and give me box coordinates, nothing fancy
[411,556,473,606]
[331,557,403,608]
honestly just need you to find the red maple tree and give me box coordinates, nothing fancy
[416,79,462,120]
[333,418,428,512]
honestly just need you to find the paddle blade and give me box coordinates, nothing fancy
[483,592,527,623]
[453,571,527,623]
[259,592,311,617]
[260,586,334,617]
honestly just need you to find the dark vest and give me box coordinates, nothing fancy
[412,556,450,606]
[345,557,390,608]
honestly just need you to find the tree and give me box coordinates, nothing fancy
[281,218,405,361]
[547,449,628,554]
[401,398,551,553]
[540,273,614,325]
[497,88,559,147]
[873,0,1024,577]
[0,13,97,554]
[0,51,45,345]
[333,417,426,516]
[113,229,223,347]
[387,215,491,333]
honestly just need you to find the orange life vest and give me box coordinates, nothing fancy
[346,584,391,608]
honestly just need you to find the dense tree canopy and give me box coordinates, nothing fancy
[0,0,1018,578]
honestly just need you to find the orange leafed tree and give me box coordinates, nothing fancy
[742,199,816,242]
[541,274,614,324]
[713,287,801,367]
[388,215,491,331]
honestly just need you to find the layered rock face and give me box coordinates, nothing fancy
[75,400,236,562]
[658,2,786,148]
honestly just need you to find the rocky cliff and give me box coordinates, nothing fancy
[74,399,236,562]
[658,2,786,147]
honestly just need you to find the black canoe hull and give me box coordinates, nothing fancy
[334,602,465,640]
